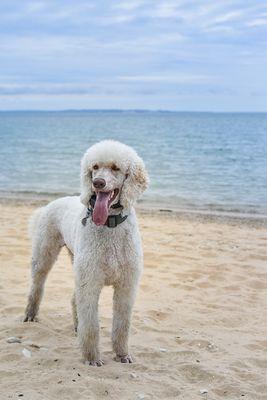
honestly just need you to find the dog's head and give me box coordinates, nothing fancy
[80,140,149,225]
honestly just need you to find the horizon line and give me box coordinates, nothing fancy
[0,108,267,114]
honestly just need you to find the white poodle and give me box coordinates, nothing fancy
[24,140,149,366]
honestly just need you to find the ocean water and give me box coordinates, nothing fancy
[0,111,267,215]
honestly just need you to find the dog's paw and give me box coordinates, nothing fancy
[85,359,104,367]
[115,354,133,363]
[23,315,38,322]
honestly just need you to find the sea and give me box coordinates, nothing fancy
[0,111,267,216]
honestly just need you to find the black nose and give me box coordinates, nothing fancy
[93,178,106,189]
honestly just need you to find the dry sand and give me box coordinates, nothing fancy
[0,201,267,400]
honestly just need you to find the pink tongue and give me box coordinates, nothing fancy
[92,191,110,226]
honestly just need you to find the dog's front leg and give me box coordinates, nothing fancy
[112,282,138,363]
[76,277,104,366]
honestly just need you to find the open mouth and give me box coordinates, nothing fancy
[107,189,119,206]
[92,189,119,226]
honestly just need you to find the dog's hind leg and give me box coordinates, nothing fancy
[71,292,78,333]
[24,227,62,322]
[68,250,78,333]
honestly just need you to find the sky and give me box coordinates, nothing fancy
[0,0,267,111]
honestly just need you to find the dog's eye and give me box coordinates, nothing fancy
[93,164,99,170]
[111,164,120,171]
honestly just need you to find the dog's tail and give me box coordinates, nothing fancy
[28,207,44,240]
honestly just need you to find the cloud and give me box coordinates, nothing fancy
[25,1,47,14]
[0,83,98,95]
[0,32,186,60]
[247,18,267,27]
[149,2,181,19]
[0,72,215,98]
[0,1,95,26]
[207,10,244,25]
[203,25,237,34]
[112,1,146,11]
[0,0,267,111]
[118,74,213,84]
[95,13,136,25]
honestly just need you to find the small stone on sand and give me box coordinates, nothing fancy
[6,337,21,344]
[22,348,31,358]
[137,394,145,400]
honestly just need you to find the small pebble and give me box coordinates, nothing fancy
[137,394,145,400]
[7,337,21,344]
[200,389,208,395]
[130,372,137,378]
[18,394,24,397]
[207,343,217,352]
[22,348,31,358]
[159,348,167,352]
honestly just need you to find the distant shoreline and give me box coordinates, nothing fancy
[1,109,267,114]
[1,191,266,228]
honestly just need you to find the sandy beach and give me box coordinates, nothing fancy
[0,200,266,400]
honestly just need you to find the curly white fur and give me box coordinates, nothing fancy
[24,140,149,366]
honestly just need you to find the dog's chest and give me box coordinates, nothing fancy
[93,234,134,284]
[101,240,130,284]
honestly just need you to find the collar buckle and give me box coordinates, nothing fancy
[106,215,117,228]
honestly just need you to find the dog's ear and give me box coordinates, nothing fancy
[80,155,94,207]
[120,157,149,209]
